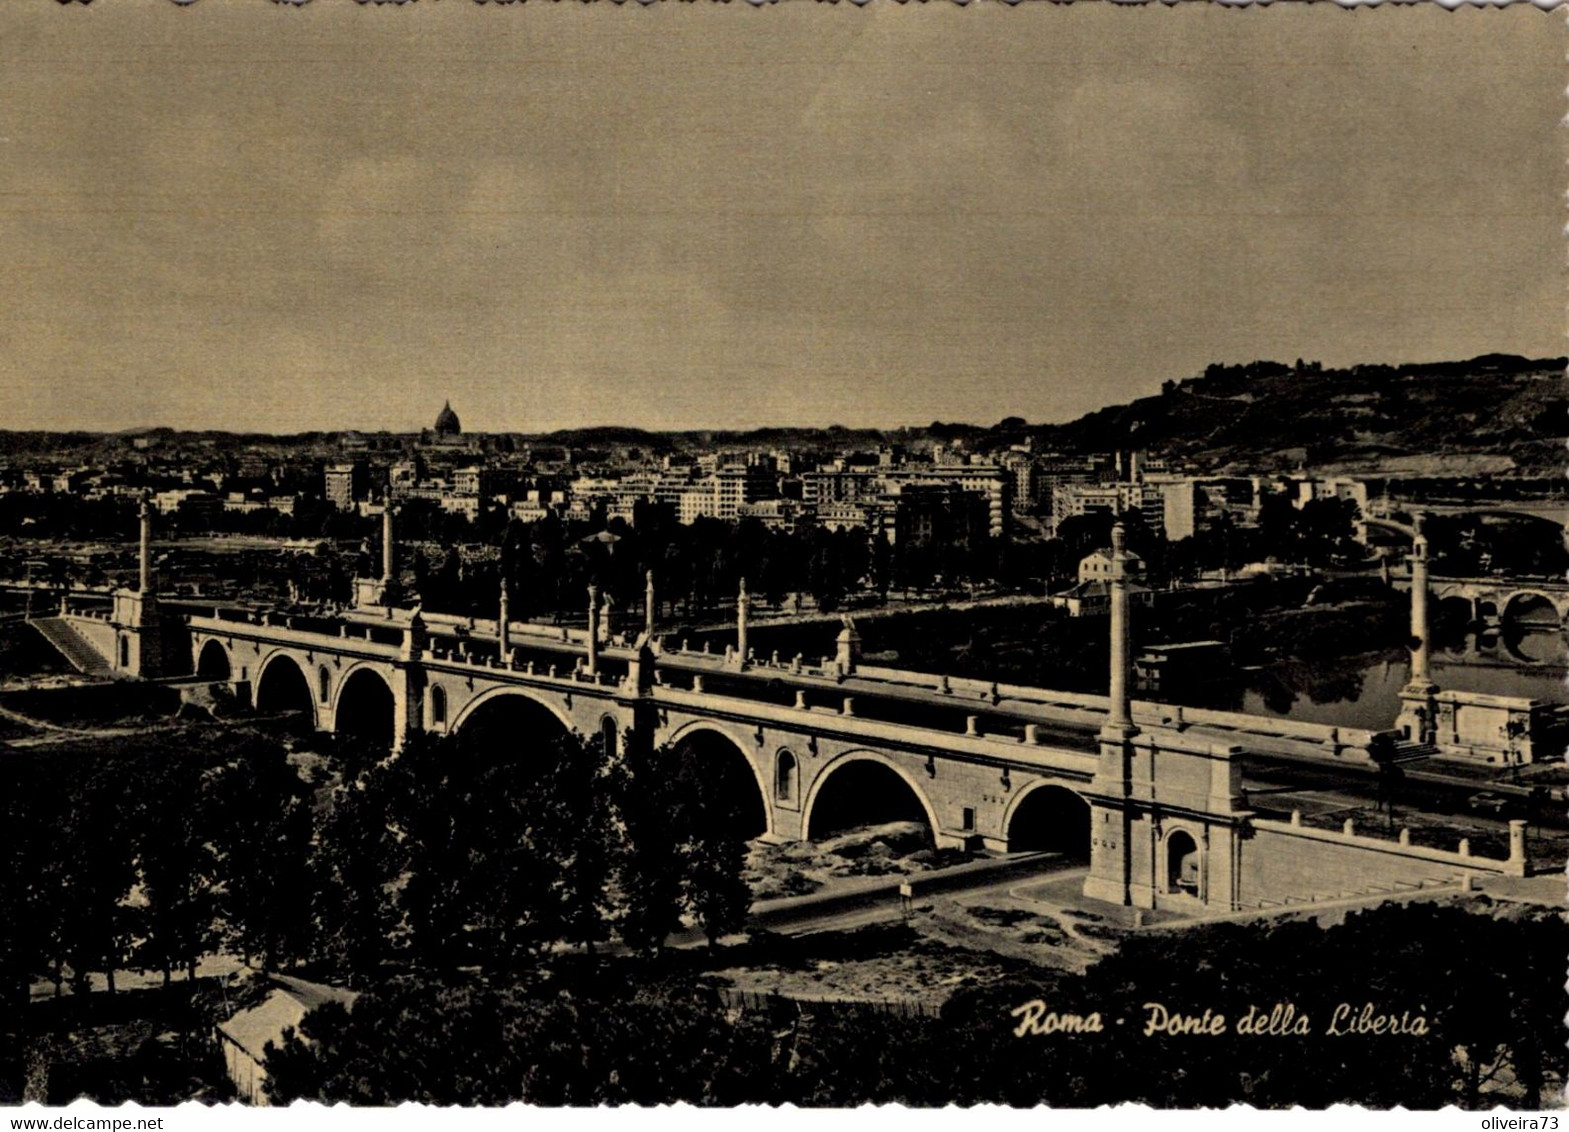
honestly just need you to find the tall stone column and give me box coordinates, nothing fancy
[1408,523,1431,688]
[736,577,750,666]
[1085,527,1141,908]
[1106,522,1134,735]
[586,584,600,676]
[1396,514,1439,748]
[381,505,396,584]
[498,573,510,657]
[138,498,153,595]
[645,570,656,640]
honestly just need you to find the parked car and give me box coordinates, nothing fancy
[1464,791,1516,817]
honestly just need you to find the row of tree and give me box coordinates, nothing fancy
[1,717,755,1013]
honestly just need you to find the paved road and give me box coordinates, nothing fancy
[678,592,1058,634]
[736,854,1087,940]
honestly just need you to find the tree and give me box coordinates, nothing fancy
[612,739,688,956]
[133,758,220,986]
[683,831,750,949]
[308,764,406,986]
[57,774,137,995]
[206,738,316,972]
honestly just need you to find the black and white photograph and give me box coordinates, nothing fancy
[0,0,1564,1115]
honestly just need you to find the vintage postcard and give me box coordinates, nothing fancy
[0,0,1563,1118]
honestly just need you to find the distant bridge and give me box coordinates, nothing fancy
[1375,497,1567,531]
[1389,573,1569,629]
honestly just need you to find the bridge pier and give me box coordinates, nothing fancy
[1080,523,1250,913]
[1083,722,1250,912]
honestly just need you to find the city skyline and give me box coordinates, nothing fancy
[1,4,1560,435]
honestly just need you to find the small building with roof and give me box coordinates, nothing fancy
[214,973,359,1105]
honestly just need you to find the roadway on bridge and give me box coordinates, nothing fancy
[1239,752,1568,827]
[1239,765,1569,871]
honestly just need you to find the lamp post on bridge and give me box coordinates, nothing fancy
[736,577,750,668]
[645,570,657,641]
[498,562,510,658]
[138,495,154,596]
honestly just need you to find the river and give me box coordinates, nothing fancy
[727,608,1567,735]
[1163,628,1568,731]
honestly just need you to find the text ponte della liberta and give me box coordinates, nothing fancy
[1010,1000,1430,1038]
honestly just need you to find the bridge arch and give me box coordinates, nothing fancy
[801,750,940,844]
[449,685,576,737]
[195,638,232,680]
[664,721,770,839]
[1001,781,1090,858]
[255,651,316,728]
[1163,827,1202,897]
[332,664,396,752]
[1434,594,1476,628]
[1501,591,1566,629]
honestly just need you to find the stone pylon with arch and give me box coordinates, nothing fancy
[1080,524,1251,912]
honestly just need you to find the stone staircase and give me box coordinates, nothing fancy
[1251,875,1457,910]
[1390,739,1438,763]
[27,617,114,677]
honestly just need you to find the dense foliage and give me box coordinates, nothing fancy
[1,720,753,1003]
[260,901,1567,1109]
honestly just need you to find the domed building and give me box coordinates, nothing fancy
[434,400,462,437]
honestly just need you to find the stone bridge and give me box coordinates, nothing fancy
[1389,573,1569,629]
[23,511,1542,915]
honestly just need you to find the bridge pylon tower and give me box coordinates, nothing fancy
[1396,513,1440,747]
[1083,523,1251,912]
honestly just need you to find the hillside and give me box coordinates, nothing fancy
[1033,354,1566,475]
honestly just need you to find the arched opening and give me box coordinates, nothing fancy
[1005,785,1090,860]
[1502,593,1561,630]
[600,715,618,759]
[196,639,231,680]
[806,758,934,845]
[318,665,332,705]
[255,655,314,729]
[430,684,447,727]
[669,729,768,840]
[775,749,798,802]
[335,668,396,753]
[454,692,571,762]
[1433,596,1476,647]
[118,636,130,669]
[1165,829,1200,896]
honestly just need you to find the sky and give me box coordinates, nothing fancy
[0,2,1561,435]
